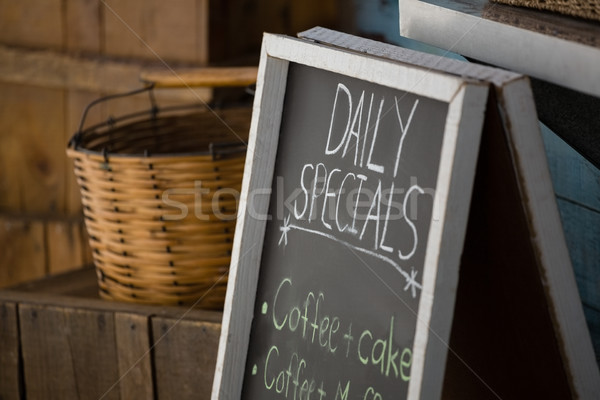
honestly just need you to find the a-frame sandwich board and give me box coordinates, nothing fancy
[212,27,599,400]
[298,27,600,399]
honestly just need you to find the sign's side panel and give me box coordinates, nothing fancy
[500,79,600,398]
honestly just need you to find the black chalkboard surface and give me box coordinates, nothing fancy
[211,32,489,400]
[241,62,448,399]
[212,29,599,400]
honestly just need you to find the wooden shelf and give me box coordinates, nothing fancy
[0,267,223,400]
[399,0,600,97]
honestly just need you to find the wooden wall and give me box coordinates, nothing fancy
[542,125,600,364]
[0,0,340,288]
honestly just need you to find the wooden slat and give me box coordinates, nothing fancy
[0,82,25,211]
[152,316,221,400]
[10,265,98,298]
[560,198,600,310]
[0,82,66,214]
[19,303,120,400]
[0,217,46,288]
[0,0,63,50]
[46,220,85,275]
[542,124,600,214]
[66,308,120,400]
[0,45,146,94]
[140,67,258,88]
[115,313,154,400]
[19,304,79,399]
[0,301,21,400]
[65,0,101,54]
[102,0,206,64]
[1,267,223,324]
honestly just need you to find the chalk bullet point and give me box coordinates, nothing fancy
[252,364,258,375]
[262,302,268,314]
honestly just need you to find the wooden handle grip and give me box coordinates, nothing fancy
[139,67,258,88]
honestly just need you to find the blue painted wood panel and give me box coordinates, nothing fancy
[542,124,600,363]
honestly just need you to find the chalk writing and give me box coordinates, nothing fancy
[243,63,448,400]
[254,276,412,399]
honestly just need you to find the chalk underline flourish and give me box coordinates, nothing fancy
[278,214,422,298]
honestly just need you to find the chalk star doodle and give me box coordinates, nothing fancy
[278,214,292,246]
[276,214,422,298]
[404,267,419,298]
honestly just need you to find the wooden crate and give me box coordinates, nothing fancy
[0,267,222,400]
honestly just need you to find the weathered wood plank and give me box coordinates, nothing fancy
[0,82,25,211]
[0,0,63,50]
[65,0,101,54]
[46,220,85,275]
[19,304,120,400]
[19,304,79,399]
[584,306,600,365]
[0,301,21,400]
[1,267,223,324]
[66,308,120,400]
[152,316,221,400]
[0,217,46,288]
[0,45,148,94]
[9,265,98,298]
[140,66,258,88]
[102,0,206,64]
[115,313,154,400]
[542,124,600,212]
[0,82,66,213]
[557,199,600,311]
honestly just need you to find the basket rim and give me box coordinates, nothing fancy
[68,103,248,159]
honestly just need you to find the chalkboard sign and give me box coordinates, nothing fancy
[213,29,600,400]
[212,33,489,400]
[242,61,449,399]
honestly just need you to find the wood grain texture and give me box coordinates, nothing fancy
[115,313,154,400]
[0,217,46,288]
[153,317,221,400]
[46,220,85,275]
[0,82,66,214]
[65,0,101,54]
[556,200,600,311]
[0,0,63,50]
[19,304,79,399]
[102,0,206,64]
[19,304,120,400]
[0,301,21,400]
[542,124,600,214]
[0,45,146,94]
[140,67,258,88]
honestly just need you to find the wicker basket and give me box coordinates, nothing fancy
[67,85,250,309]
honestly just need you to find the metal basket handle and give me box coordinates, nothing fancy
[69,84,157,148]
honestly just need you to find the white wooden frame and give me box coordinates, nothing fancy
[399,0,600,97]
[211,33,489,400]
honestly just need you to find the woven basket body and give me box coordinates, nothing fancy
[67,105,250,309]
